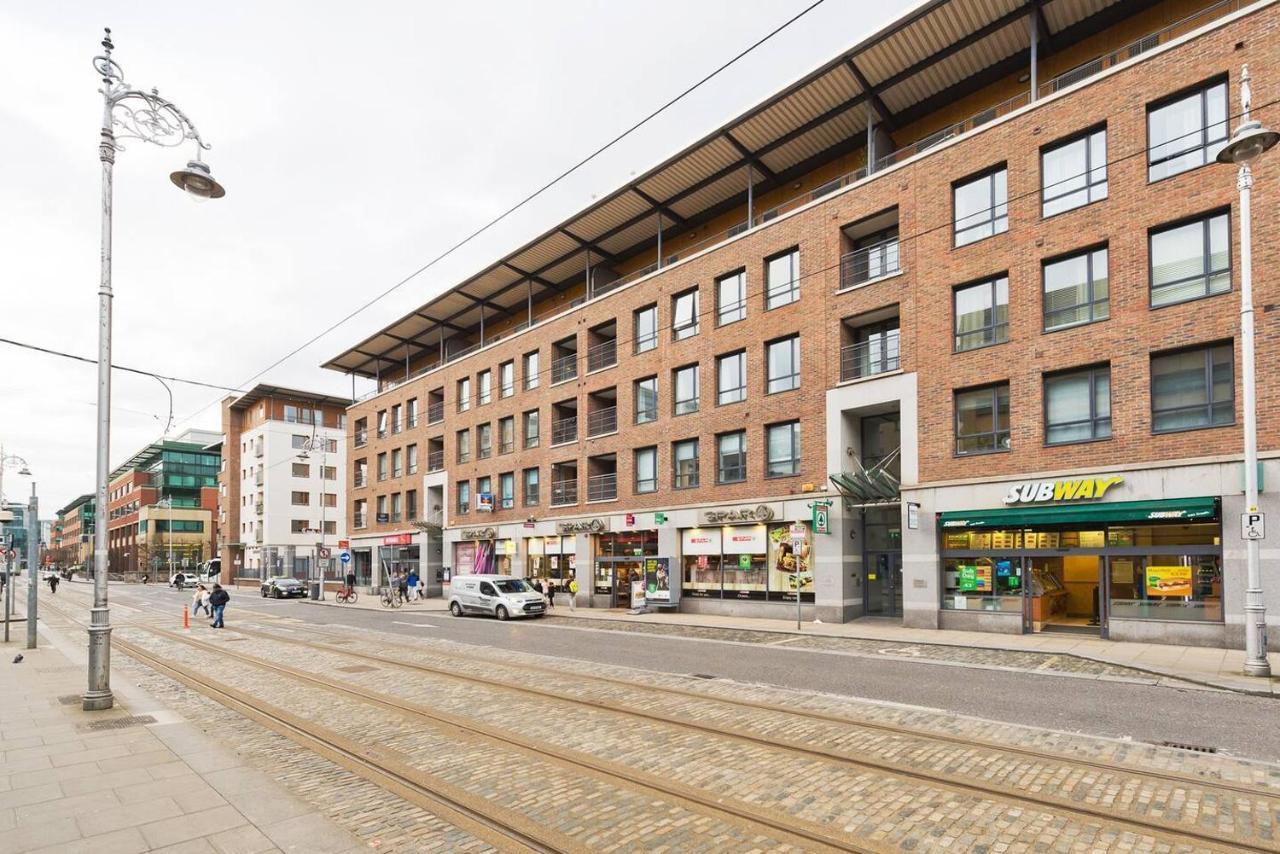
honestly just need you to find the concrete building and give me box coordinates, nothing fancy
[218,385,349,583]
[105,429,222,577]
[324,0,1280,649]
[51,496,94,569]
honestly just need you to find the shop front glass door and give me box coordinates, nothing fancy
[864,553,903,617]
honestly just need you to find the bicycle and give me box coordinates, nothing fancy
[335,586,358,604]
[379,586,402,608]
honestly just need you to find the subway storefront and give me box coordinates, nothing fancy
[938,492,1222,638]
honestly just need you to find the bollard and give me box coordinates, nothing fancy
[183,605,190,630]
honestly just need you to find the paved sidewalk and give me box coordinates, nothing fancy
[307,591,1280,696]
[0,616,365,853]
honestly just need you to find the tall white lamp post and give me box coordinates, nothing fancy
[86,29,226,711]
[1217,64,1278,677]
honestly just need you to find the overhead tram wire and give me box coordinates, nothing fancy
[0,337,248,393]
[303,101,1280,392]
[168,0,832,427]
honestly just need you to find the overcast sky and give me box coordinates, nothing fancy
[0,0,913,514]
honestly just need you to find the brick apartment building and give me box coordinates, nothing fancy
[104,429,221,577]
[218,385,349,583]
[51,493,94,569]
[324,0,1280,648]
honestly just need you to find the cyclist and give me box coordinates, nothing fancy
[344,568,356,598]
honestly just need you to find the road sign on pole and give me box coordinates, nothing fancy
[339,551,351,564]
[1242,512,1266,540]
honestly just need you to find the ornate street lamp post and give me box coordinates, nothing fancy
[86,29,226,711]
[1216,65,1278,678]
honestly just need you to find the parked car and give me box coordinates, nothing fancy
[260,576,308,599]
[448,575,545,620]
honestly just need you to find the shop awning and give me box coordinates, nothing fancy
[938,497,1219,529]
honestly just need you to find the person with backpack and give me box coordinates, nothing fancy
[406,568,419,603]
[567,574,578,611]
[208,584,230,628]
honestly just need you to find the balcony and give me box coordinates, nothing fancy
[427,401,444,424]
[354,430,367,448]
[587,473,617,503]
[586,321,618,373]
[586,406,617,438]
[354,473,367,488]
[551,479,578,506]
[427,449,444,472]
[551,415,578,446]
[254,503,263,516]
[839,238,900,290]
[841,312,901,383]
[551,353,578,384]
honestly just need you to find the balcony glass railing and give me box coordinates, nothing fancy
[427,449,444,472]
[586,339,618,373]
[587,473,617,502]
[840,330,901,382]
[551,353,578,384]
[586,407,617,437]
[551,416,578,445]
[839,239,900,290]
[551,479,578,506]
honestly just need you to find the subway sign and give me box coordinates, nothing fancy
[1002,476,1123,505]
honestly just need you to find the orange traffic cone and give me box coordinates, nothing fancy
[183,605,190,630]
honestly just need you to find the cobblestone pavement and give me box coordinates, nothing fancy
[117,620,1280,853]
[536,615,1197,683]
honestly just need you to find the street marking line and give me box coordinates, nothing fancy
[392,621,438,629]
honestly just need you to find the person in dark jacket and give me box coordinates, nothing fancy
[208,584,230,628]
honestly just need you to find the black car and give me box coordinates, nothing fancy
[260,576,307,599]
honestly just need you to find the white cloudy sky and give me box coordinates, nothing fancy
[0,0,912,514]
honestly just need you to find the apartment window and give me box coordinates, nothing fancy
[323,492,338,508]
[456,481,471,515]
[673,365,699,415]
[499,473,515,509]
[291,463,310,478]
[406,398,418,428]
[634,376,657,424]
[672,288,699,340]
[954,276,1009,351]
[523,351,540,390]
[499,361,515,398]
[477,476,491,505]
[634,304,658,353]
[523,468,539,506]
[477,423,492,459]
[391,492,402,522]
[954,167,1008,246]
[291,491,309,506]
[499,417,515,454]
[765,249,800,309]
[673,439,699,489]
[955,384,1010,455]
[391,448,402,478]
[322,465,337,480]
[523,409,540,448]
[716,270,746,325]
[376,411,388,438]
[391,404,402,433]
[1150,211,1230,307]
[1045,366,1112,445]
[1042,127,1107,218]
[406,490,417,521]
[717,351,746,405]
[457,377,471,412]
[285,405,317,424]
[765,335,801,394]
[1044,247,1109,331]
[456,429,471,464]
[717,431,747,483]
[406,444,418,475]
[764,421,800,477]
[1152,343,1234,432]
[634,447,657,494]
[1148,79,1228,182]
[291,520,310,534]
[376,453,387,481]
[291,434,308,449]
[477,370,492,405]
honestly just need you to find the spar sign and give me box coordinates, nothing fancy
[1002,475,1123,506]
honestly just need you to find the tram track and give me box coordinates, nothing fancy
[152,622,1276,854]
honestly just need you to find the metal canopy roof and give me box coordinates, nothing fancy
[325,0,1136,379]
[226,383,354,411]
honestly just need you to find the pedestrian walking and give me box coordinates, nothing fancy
[47,574,59,595]
[208,584,230,628]
[396,570,409,604]
[406,568,419,603]
[192,584,210,617]
[567,575,578,611]
[545,580,556,609]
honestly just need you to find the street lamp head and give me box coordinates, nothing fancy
[17,467,31,477]
[169,159,226,201]
[1217,120,1280,166]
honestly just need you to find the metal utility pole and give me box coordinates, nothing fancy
[26,483,38,649]
[86,29,225,712]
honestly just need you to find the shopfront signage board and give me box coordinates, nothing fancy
[907,503,919,530]
[654,512,667,525]
[1145,565,1192,597]
[702,504,777,525]
[1242,512,1266,540]
[376,512,389,524]
[460,527,497,540]
[382,533,412,546]
[1002,476,1123,506]
[338,540,349,550]
[556,518,609,535]
[813,505,830,534]
[625,513,635,527]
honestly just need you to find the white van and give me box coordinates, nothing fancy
[448,575,546,620]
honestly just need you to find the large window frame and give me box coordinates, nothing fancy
[634,447,657,494]
[523,350,540,390]
[523,409,540,449]
[953,166,1008,247]
[1044,365,1112,446]
[954,276,1009,352]
[765,421,800,478]
[1147,78,1229,182]
[1041,126,1107,218]
[1151,342,1235,434]
[955,384,1011,456]
[672,289,700,341]
[1149,210,1231,308]
[717,350,747,405]
[673,364,699,416]
[523,467,540,507]
[634,304,658,353]
[1043,246,1109,331]
[717,431,747,484]
[764,248,800,309]
[765,335,800,394]
[716,269,747,325]
[673,439,699,489]
[634,376,658,424]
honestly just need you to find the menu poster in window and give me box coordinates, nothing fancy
[958,565,992,592]
[631,577,646,608]
[645,558,671,603]
[1145,565,1192,597]
[995,560,1018,589]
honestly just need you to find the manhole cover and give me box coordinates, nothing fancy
[81,715,156,731]
[57,694,82,705]
[1160,740,1218,754]
[337,665,378,673]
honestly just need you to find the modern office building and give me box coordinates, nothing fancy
[218,385,349,583]
[325,0,1279,648]
[52,495,94,569]
[105,429,222,577]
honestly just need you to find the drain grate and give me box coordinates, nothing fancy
[81,715,156,731]
[336,664,378,674]
[57,694,82,705]
[689,673,718,680]
[1160,740,1218,754]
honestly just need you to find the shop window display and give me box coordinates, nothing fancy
[681,523,812,601]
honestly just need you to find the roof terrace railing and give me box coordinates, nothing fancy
[357,0,1243,401]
